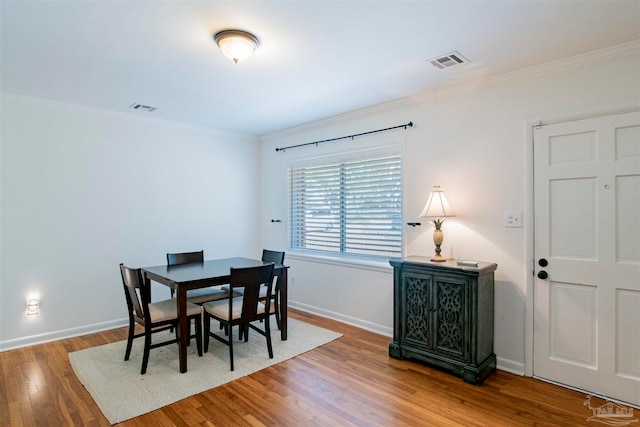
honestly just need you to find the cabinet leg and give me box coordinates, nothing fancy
[463,353,496,385]
[389,342,403,359]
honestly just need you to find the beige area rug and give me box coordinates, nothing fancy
[69,319,342,424]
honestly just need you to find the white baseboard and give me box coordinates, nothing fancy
[290,301,526,377]
[496,357,525,376]
[1,307,529,380]
[289,301,393,337]
[0,318,128,352]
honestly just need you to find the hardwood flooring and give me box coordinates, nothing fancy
[1,309,597,426]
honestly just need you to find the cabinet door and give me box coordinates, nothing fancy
[401,271,434,351]
[433,274,470,362]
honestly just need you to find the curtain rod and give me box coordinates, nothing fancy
[275,121,413,152]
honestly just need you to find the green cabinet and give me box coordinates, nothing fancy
[389,256,497,385]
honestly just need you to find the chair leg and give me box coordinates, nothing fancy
[229,325,235,371]
[264,318,274,359]
[194,315,203,357]
[170,289,176,333]
[274,293,281,330]
[186,319,191,347]
[239,324,249,342]
[124,320,135,361]
[141,331,152,375]
[203,313,211,353]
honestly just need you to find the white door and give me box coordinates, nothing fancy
[533,111,640,406]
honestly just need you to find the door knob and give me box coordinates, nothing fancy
[537,271,548,280]
[538,258,548,267]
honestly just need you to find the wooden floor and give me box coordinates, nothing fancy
[1,309,597,426]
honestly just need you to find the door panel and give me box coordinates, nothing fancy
[549,282,597,368]
[617,289,640,380]
[617,174,640,263]
[534,111,640,406]
[550,178,597,259]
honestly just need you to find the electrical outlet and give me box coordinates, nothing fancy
[505,211,522,228]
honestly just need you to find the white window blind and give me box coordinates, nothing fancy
[288,154,402,258]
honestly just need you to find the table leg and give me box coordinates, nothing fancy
[279,268,288,340]
[177,285,188,373]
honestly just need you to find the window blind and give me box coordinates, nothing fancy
[288,154,402,258]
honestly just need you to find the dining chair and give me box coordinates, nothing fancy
[259,249,285,329]
[119,263,203,375]
[202,263,275,371]
[222,249,285,329]
[167,250,229,304]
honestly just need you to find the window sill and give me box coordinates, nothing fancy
[287,251,394,274]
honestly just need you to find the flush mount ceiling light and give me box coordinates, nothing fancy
[213,29,260,63]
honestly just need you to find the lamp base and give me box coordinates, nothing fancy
[431,226,447,262]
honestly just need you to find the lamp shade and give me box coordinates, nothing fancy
[214,30,259,63]
[419,186,456,218]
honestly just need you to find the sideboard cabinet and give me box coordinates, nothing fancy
[389,256,497,385]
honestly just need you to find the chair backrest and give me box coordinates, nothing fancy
[167,250,204,266]
[230,263,275,322]
[261,249,285,265]
[119,263,149,322]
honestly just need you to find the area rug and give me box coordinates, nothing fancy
[69,319,342,424]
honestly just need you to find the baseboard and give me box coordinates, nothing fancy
[496,357,525,376]
[0,318,128,352]
[289,301,393,337]
[291,301,526,377]
[1,309,529,379]
[0,305,392,352]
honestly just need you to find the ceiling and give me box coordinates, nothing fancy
[1,1,639,135]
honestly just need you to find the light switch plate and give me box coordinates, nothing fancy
[505,211,522,228]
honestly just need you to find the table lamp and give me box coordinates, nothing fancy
[419,186,456,262]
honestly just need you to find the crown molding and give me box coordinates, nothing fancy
[412,39,640,104]
[0,92,257,141]
[262,40,640,140]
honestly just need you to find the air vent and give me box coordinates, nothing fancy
[128,103,157,112]
[427,51,469,69]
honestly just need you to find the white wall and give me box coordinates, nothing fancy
[1,43,638,372]
[0,95,260,349]
[259,44,640,374]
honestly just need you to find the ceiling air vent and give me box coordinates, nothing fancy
[427,51,469,69]
[129,103,157,112]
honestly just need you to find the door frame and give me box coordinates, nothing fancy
[524,106,640,378]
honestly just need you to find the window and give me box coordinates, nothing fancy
[288,153,402,258]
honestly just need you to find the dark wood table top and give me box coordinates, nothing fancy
[142,257,286,289]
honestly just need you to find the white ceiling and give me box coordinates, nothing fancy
[1,1,639,135]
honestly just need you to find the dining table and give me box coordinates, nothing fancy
[141,257,289,373]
